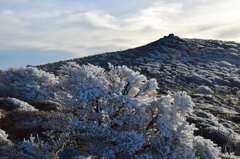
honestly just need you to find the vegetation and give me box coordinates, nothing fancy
[0,63,234,158]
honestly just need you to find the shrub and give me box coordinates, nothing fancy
[0,63,230,158]
[40,63,222,158]
[0,66,59,101]
[0,129,13,146]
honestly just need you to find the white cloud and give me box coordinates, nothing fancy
[122,2,183,30]
[0,10,25,28]
[0,0,240,62]
[65,10,119,29]
[164,0,240,41]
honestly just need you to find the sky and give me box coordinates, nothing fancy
[1,0,240,70]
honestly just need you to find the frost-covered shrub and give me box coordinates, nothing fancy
[36,63,223,158]
[0,66,59,101]
[58,147,80,159]
[15,142,44,159]
[0,129,12,146]
[29,100,62,111]
[218,61,233,67]
[0,63,227,158]
[136,92,221,158]
[106,63,158,97]
[195,86,213,94]
[58,62,158,106]
[40,91,222,158]
[57,62,109,106]
[11,134,55,159]
[227,77,240,87]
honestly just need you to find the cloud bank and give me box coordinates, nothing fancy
[1,0,240,69]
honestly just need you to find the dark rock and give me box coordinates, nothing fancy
[29,100,62,111]
[202,95,214,100]
[237,91,240,96]
[221,101,228,104]
[188,110,240,155]
[196,112,212,118]
[59,147,80,159]
[231,87,239,95]
[227,99,236,105]
[195,86,213,94]
[0,111,54,142]
[190,94,203,99]
[208,77,231,86]
[0,97,38,112]
[226,77,240,88]
[0,108,8,119]
[168,33,175,38]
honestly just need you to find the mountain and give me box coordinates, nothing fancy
[1,34,240,158]
[36,33,240,155]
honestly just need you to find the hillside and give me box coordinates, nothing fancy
[37,34,240,151]
[1,34,240,158]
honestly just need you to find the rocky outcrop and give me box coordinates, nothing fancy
[0,97,38,112]
[187,110,240,155]
[29,100,62,111]
[0,110,54,142]
[0,98,61,143]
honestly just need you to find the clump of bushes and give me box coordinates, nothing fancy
[0,63,233,158]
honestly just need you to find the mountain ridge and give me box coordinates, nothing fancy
[35,34,240,73]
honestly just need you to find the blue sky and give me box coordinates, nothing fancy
[1,0,240,69]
